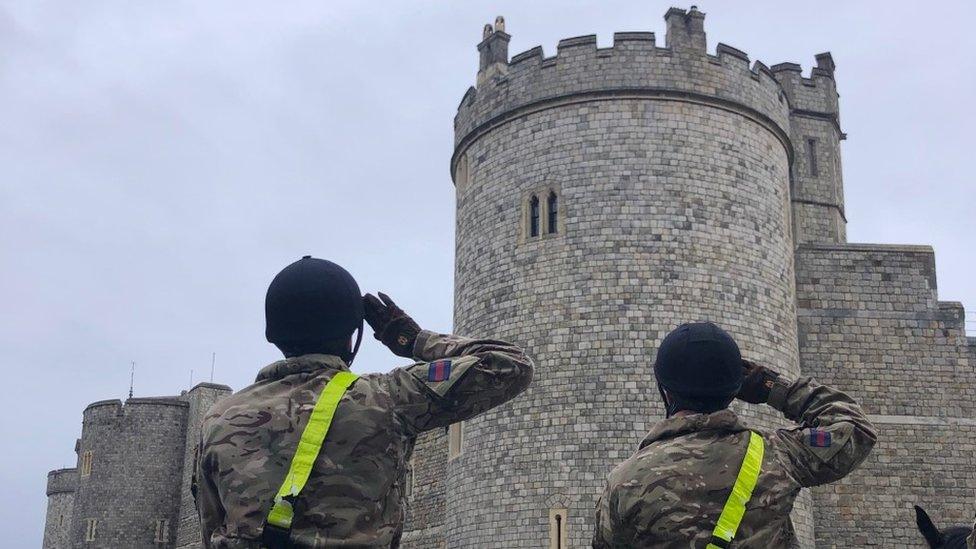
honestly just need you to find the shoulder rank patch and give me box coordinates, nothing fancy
[428,360,452,382]
[808,428,831,447]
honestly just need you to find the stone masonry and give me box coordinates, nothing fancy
[44,6,974,549]
[401,6,976,549]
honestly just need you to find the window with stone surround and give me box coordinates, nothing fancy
[84,519,97,542]
[154,518,169,542]
[549,507,568,549]
[529,195,540,237]
[806,137,819,177]
[448,422,463,460]
[522,186,563,242]
[547,191,558,234]
[80,451,93,477]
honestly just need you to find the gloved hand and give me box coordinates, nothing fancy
[736,359,780,404]
[363,292,422,358]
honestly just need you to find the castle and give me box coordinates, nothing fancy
[44,7,975,548]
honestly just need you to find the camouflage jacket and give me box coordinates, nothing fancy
[593,376,877,548]
[195,330,533,548]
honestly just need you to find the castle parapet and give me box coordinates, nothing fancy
[454,9,791,174]
[46,468,77,496]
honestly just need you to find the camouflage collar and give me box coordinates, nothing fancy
[640,409,747,448]
[255,354,350,382]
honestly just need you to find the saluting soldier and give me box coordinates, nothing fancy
[593,322,877,548]
[194,256,533,548]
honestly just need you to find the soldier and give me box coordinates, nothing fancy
[593,322,877,548]
[194,256,533,548]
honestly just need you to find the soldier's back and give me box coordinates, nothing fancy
[198,354,412,548]
[597,410,798,548]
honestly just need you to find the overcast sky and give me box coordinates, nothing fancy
[2,1,974,545]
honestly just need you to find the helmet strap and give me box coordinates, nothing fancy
[346,320,364,366]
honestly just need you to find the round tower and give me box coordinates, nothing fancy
[445,8,810,548]
[43,468,77,549]
[69,398,188,547]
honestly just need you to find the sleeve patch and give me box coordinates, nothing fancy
[428,360,452,382]
[405,355,479,399]
[808,428,832,447]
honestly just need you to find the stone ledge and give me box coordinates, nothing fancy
[870,414,976,427]
[797,242,935,255]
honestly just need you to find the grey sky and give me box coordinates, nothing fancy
[2,1,973,544]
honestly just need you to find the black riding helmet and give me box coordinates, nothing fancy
[265,256,364,362]
[654,322,743,417]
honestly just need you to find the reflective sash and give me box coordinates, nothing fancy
[706,431,765,549]
[265,371,359,532]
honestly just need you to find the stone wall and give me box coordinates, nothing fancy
[795,243,976,547]
[401,428,448,549]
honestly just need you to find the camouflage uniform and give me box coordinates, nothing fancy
[195,330,533,548]
[593,376,877,548]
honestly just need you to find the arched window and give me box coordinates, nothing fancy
[547,192,558,234]
[529,195,540,237]
[549,507,568,549]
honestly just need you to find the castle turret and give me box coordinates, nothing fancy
[771,53,847,244]
[476,17,510,87]
[664,6,706,52]
[43,468,77,549]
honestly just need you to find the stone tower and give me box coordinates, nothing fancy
[403,7,976,549]
[43,383,231,549]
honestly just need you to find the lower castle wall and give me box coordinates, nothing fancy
[795,243,976,547]
[402,427,448,548]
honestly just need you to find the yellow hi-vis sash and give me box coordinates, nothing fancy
[706,431,765,549]
[266,371,359,531]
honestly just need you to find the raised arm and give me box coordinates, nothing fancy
[363,292,533,433]
[737,360,877,487]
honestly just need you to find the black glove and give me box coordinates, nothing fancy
[736,359,780,404]
[363,292,421,358]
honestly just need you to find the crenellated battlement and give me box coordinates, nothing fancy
[454,8,793,173]
[81,396,188,425]
[770,53,839,115]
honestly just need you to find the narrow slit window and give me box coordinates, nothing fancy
[547,192,558,234]
[529,195,540,237]
[549,508,568,549]
[806,138,818,177]
[81,451,93,477]
[85,519,98,542]
[448,422,463,459]
[154,519,169,542]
